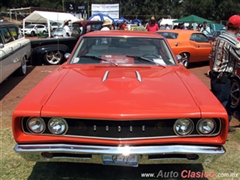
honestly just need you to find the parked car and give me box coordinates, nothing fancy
[206,29,226,41]
[29,20,103,65]
[51,26,73,37]
[228,37,240,111]
[21,24,47,36]
[12,30,228,166]
[0,22,31,84]
[157,30,212,68]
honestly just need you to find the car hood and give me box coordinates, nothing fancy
[38,65,221,119]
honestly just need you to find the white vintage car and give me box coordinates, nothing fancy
[0,21,31,84]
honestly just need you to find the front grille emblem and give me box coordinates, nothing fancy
[142,125,145,131]
[130,126,133,132]
[93,125,97,131]
[106,125,109,131]
[118,126,121,132]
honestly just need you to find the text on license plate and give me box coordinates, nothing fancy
[103,154,138,167]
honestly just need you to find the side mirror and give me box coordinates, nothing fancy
[64,53,71,59]
[176,55,182,64]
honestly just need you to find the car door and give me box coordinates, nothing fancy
[0,26,21,83]
[189,33,212,62]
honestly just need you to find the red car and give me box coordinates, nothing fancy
[12,30,228,167]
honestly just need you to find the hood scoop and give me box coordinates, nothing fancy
[102,70,142,91]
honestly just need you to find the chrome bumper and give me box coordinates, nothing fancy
[14,144,225,165]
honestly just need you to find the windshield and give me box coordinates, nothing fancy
[69,37,176,66]
[25,25,35,28]
[157,32,178,39]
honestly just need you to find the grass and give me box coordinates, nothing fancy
[1,127,240,180]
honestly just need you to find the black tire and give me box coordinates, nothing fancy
[15,56,27,76]
[31,31,35,36]
[230,78,240,111]
[179,52,190,68]
[44,51,63,65]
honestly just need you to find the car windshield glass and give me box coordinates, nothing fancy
[70,37,176,66]
[157,32,178,39]
[26,25,35,28]
[55,27,63,32]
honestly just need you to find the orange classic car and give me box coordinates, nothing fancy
[157,30,212,68]
[12,30,228,167]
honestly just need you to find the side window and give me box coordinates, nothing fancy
[91,24,102,31]
[0,32,3,44]
[195,34,210,42]
[9,27,18,39]
[0,27,14,44]
[190,34,196,41]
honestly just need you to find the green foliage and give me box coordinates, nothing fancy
[1,0,240,22]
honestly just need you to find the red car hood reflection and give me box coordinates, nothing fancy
[40,66,208,119]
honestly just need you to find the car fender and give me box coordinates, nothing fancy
[30,44,70,65]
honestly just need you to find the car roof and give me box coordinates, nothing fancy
[83,30,165,38]
[0,21,19,27]
[157,30,201,34]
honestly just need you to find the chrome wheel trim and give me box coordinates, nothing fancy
[180,53,189,68]
[45,51,62,65]
[231,78,240,109]
[21,56,27,75]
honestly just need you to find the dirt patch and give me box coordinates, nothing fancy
[0,65,59,129]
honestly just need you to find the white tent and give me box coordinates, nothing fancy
[23,11,79,37]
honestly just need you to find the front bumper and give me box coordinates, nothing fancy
[14,144,225,165]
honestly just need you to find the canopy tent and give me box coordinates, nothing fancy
[173,14,214,24]
[23,11,79,37]
[114,16,126,24]
[88,13,114,23]
[132,19,142,26]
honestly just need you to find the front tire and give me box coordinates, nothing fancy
[16,56,27,76]
[31,31,36,36]
[230,78,240,111]
[44,51,63,65]
[179,52,190,68]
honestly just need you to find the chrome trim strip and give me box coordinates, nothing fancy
[135,71,142,82]
[102,70,109,82]
[14,144,225,164]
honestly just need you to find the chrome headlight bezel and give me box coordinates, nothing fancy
[196,118,216,135]
[26,117,46,134]
[48,117,68,135]
[173,118,194,136]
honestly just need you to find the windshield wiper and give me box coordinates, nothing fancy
[125,55,166,68]
[79,55,118,66]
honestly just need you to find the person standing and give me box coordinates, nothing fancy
[135,21,147,31]
[165,24,170,30]
[200,21,211,35]
[63,19,71,37]
[210,15,240,132]
[146,16,159,32]
[100,19,112,44]
[101,19,112,31]
[121,20,128,30]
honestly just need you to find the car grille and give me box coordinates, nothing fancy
[22,118,221,140]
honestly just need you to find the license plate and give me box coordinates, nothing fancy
[103,154,138,167]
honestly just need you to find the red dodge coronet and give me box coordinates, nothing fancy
[12,30,228,167]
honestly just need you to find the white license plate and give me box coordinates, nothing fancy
[103,154,138,167]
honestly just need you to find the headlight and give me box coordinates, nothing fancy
[173,118,194,136]
[27,117,46,134]
[197,118,216,135]
[48,117,68,135]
